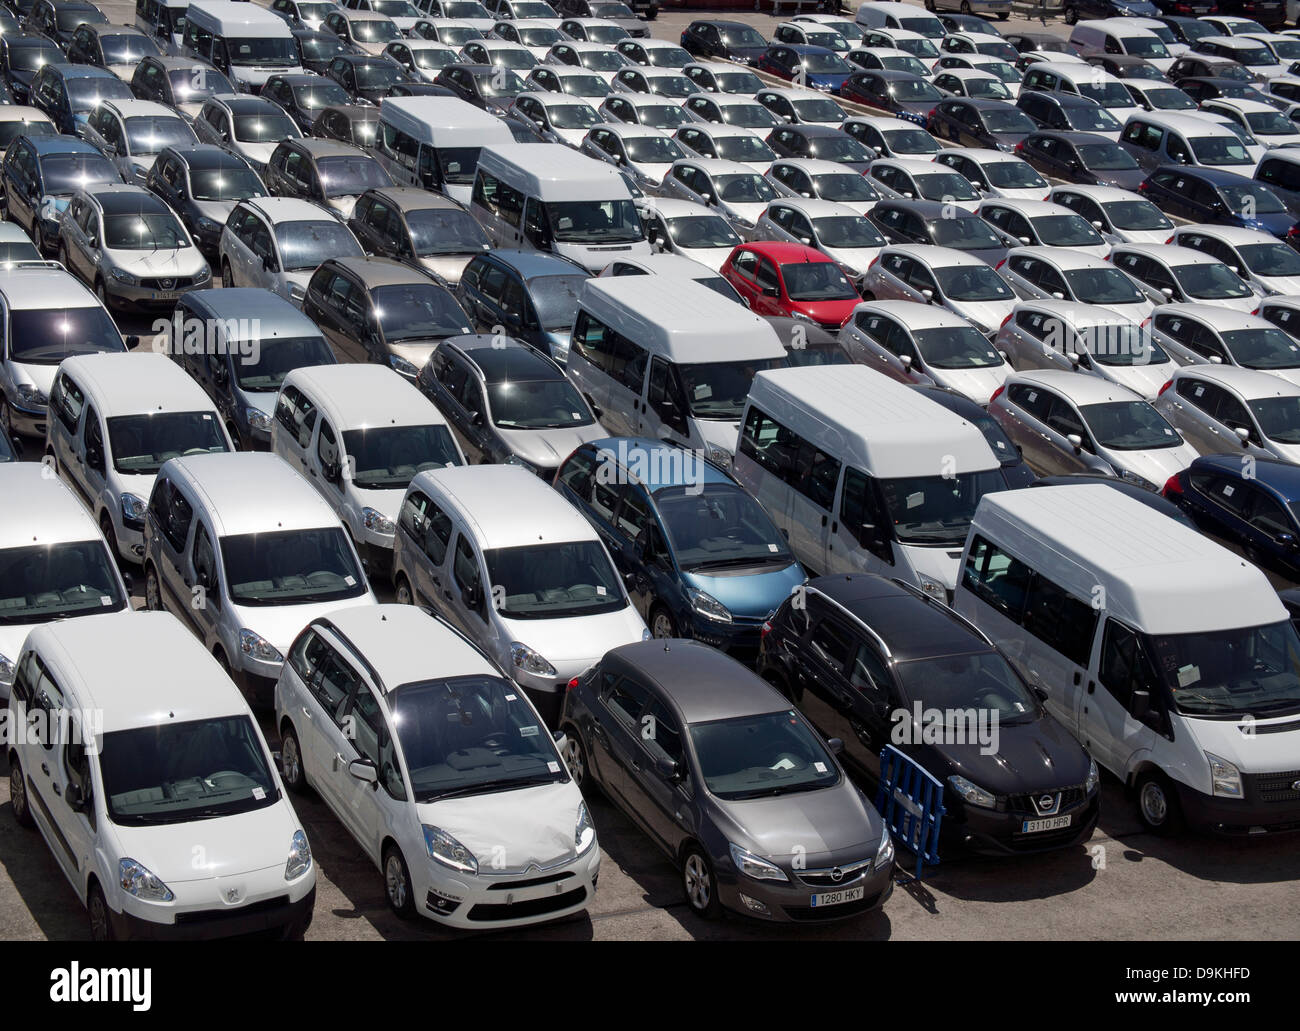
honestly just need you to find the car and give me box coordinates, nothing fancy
[1121,78,1202,115]
[839,70,943,124]
[634,196,742,274]
[454,248,587,361]
[82,98,199,185]
[322,9,404,57]
[935,148,1051,202]
[758,573,1099,855]
[753,197,886,290]
[565,635,897,921]
[662,158,779,239]
[610,65,699,100]
[1016,89,1126,141]
[1139,165,1296,235]
[558,16,631,46]
[765,157,882,214]
[324,52,412,105]
[345,0,423,32]
[22,0,108,52]
[29,63,134,135]
[2,134,123,254]
[868,157,983,212]
[420,0,496,29]
[0,220,41,265]
[615,37,690,69]
[1006,30,1077,57]
[766,122,873,171]
[435,61,528,116]
[862,245,1016,337]
[754,44,853,94]
[348,186,490,288]
[10,609,316,941]
[492,19,567,61]
[845,45,932,79]
[840,113,941,159]
[0,104,56,159]
[293,26,363,75]
[1176,73,1271,104]
[0,34,62,105]
[857,27,942,69]
[929,68,1016,102]
[1201,14,1280,36]
[679,19,769,65]
[582,123,684,190]
[596,252,745,308]
[460,38,539,75]
[977,198,1111,257]
[1028,471,1198,524]
[753,85,846,126]
[270,0,340,30]
[1110,242,1262,310]
[509,91,604,149]
[765,314,854,367]
[1017,129,1149,191]
[1147,302,1300,383]
[65,23,162,82]
[1061,0,1162,24]
[381,39,459,83]
[544,40,632,85]
[680,93,781,131]
[1154,363,1300,462]
[912,383,1036,486]
[1171,223,1300,294]
[192,93,303,172]
[265,137,392,220]
[1165,455,1300,577]
[1193,33,1287,75]
[673,123,774,177]
[772,20,852,55]
[408,18,487,49]
[680,59,764,96]
[1086,52,1170,81]
[129,56,237,122]
[927,98,1038,154]
[1049,183,1175,244]
[415,332,601,474]
[262,72,353,133]
[867,198,1014,266]
[528,63,615,102]
[721,240,860,330]
[309,103,380,149]
[143,145,266,260]
[556,0,645,36]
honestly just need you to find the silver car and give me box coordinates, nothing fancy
[764,158,882,215]
[1109,243,1262,313]
[1170,223,1300,297]
[988,369,1198,489]
[1153,363,1300,463]
[82,98,199,184]
[1148,303,1300,389]
[860,245,1016,338]
[997,247,1156,322]
[1048,184,1175,246]
[975,198,1110,258]
[661,158,778,239]
[752,196,886,290]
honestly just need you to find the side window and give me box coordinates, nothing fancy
[192,521,219,601]
[452,533,485,617]
[83,406,105,475]
[1098,619,1157,711]
[309,638,361,719]
[52,372,85,433]
[317,417,339,471]
[604,673,652,729]
[962,535,1031,624]
[640,696,683,767]
[808,618,853,673]
[343,682,383,768]
[849,641,890,697]
[557,448,598,499]
[838,467,886,551]
[1247,488,1293,539]
[1022,573,1098,667]
[614,483,652,541]
[63,730,95,828]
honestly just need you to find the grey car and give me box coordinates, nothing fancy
[347,186,490,287]
[560,639,896,922]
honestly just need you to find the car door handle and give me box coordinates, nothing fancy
[301,706,314,721]
[51,783,60,796]
[334,751,346,771]
[40,762,49,776]
[1087,681,1096,694]
[630,757,641,772]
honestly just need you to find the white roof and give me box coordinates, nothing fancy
[1173,362,1300,400]
[854,298,976,331]
[876,157,959,177]
[525,90,598,109]
[949,31,1007,44]
[673,157,762,179]
[1010,297,1141,328]
[477,143,633,201]
[379,95,514,146]
[0,464,102,548]
[748,364,998,478]
[0,266,100,311]
[25,611,251,734]
[1077,18,1160,37]
[1199,34,1265,50]
[244,195,338,224]
[60,352,217,420]
[1173,223,1278,247]
[684,122,762,141]
[323,604,495,688]
[1005,246,1113,272]
[1050,183,1152,205]
[164,452,344,538]
[1151,301,1271,331]
[416,464,599,550]
[971,484,1284,634]
[599,252,722,279]
[935,68,1001,82]
[578,277,784,362]
[768,196,867,221]
[757,86,842,102]
[284,364,449,432]
[0,106,53,125]
[102,99,183,120]
[601,122,672,140]
[636,196,715,219]
[1204,97,1277,115]
[980,198,1080,220]
[1117,243,1228,267]
[1012,367,1143,404]
[771,157,860,176]
[187,0,292,34]
[701,94,770,110]
[887,243,989,270]
[1033,61,1124,86]
[942,147,1028,166]
[1126,111,1239,137]
[0,223,33,244]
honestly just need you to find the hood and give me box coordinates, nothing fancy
[721,199,769,229]
[8,361,57,397]
[417,252,476,287]
[235,140,279,167]
[993,185,1054,201]
[1258,366,1300,389]
[1189,292,1260,314]
[354,41,391,56]
[1244,210,1299,238]
[108,64,138,82]
[234,598,374,655]
[676,244,729,273]
[1101,359,1176,400]
[822,244,881,278]
[712,780,876,862]
[446,182,472,206]
[947,298,1015,336]
[1182,712,1300,771]
[807,72,850,92]
[628,160,673,186]
[682,559,804,621]
[178,101,206,122]
[116,248,209,278]
[1105,441,1198,487]
[552,127,589,149]
[1256,273,1300,295]
[194,198,237,224]
[729,47,767,63]
[934,711,1092,796]
[1114,226,1173,245]
[895,538,964,590]
[111,798,298,885]
[357,85,388,104]
[543,330,569,363]
[416,779,585,868]
[958,244,1009,266]
[1109,296,1155,321]
[791,298,857,328]
[501,605,647,678]
[932,364,1008,405]
[230,64,300,88]
[498,421,606,472]
[692,416,741,460]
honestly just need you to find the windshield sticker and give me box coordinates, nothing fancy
[520,725,540,737]
[906,491,924,509]
[548,761,561,773]
[1176,664,1201,688]
[770,757,796,771]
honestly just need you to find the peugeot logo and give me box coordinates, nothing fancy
[829,867,844,883]
[1039,794,1054,810]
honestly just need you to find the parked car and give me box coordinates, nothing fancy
[454,248,589,361]
[1138,165,1296,235]
[129,56,236,122]
[1017,129,1148,190]
[928,97,1038,152]
[1147,302,1300,384]
[860,245,1016,337]
[1171,223,1300,294]
[2,134,122,254]
[867,198,1014,265]
[1048,183,1175,244]
[1109,242,1261,311]
[720,240,860,330]
[1154,364,1300,462]
[265,137,393,220]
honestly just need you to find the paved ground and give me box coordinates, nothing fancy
[3,1,1298,942]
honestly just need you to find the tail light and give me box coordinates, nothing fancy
[1163,473,1184,498]
[999,312,1014,327]
[566,676,581,693]
[1165,235,1174,244]
[760,620,772,641]
[1043,193,1052,201]
[1158,379,1173,396]
[1141,317,1151,329]
[1252,307,1260,315]
[1138,180,1149,192]
[927,107,938,121]
[1104,253,1112,261]
[868,254,880,268]
[990,384,1006,403]
[1014,140,1025,154]
[996,258,1007,270]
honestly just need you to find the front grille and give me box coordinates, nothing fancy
[783,890,882,922]
[487,871,574,891]
[173,894,290,926]
[796,858,873,888]
[466,886,586,922]
[1247,770,1300,804]
[140,276,195,290]
[1008,786,1086,815]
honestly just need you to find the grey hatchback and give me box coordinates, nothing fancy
[561,639,896,923]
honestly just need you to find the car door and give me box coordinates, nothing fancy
[298,635,366,814]
[625,691,690,852]
[752,255,784,316]
[585,669,650,810]
[1041,392,1095,474]
[397,488,454,610]
[446,528,492,647]
[77,404,109,518]
[273,383,318,475]
[146,476,197,622]
[1000,382,1056,472]
[1083,617,1159,776]
[332,675,396,859]
[787,604,859,758]
[1165,376,1228,454]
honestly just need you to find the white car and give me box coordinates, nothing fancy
[997,247,1155,322]
[934,147,1050,202]
[1155,362,1300,461]
[582,122,684,189]
[634,196,741,272]
[673,122,775,177]
[544,41,633,86]
[81,98,198,184]
[1110,243,1262,313]
[752,196,886,289]
[274,603,596,928]
[508,91,604,149]
[1048,183,1175,245]
[1201,97,1300,149]
[12,610,316,940]
[868,157,982,213]
[661,158,778,238]
[862,245,1017,337]
[977,198,1111,258]
[765,157,882,215]
[929,67,1015,102]
[1149,302,1300,388]
[1172,223,1300,295]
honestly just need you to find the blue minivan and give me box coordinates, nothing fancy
[554,437,805,659]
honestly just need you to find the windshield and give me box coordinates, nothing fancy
[235,336,335,392]
[646,45,690,68]
[40,153,120,194]
[372,283,469,342]
[101,33,161,64]
[1250,395,1300,443]
[665,214,739,249]
[190,165,265,202]
[545,101,598,129]
[106,412,227,474]
[1066,104,1123,132]
[101,716,278,826]
[624,134,683,163]
[722,25,766,47]
[655,482,793,571]
[880,469,1004,545]
[65,76,134,110]
[0,120,56,148]
[967,76,1011,100]
[1076,80,1132,109]
[1223,328,1300,369]
[895,651,1038,720]
[914,170,979,201]
[486,540,624,618]
[351,19,403,44]
[679,357,784,419]
[814,214,885,249]
[222,526,367,605]
[1172,261,1253,299]
[1064,267,1145,305]
[713,173,774,206]
[444,0,489,14]
[0,541,126,624]
[228,37,297,66]
[984,160,1046,189]
[984,60,1021,84]
[970,408,1020,465]
[546,198,642,243]
[1190,135,1251,165]
[8,307,123,363]
[982,108,1035,135]
[802,134,865,164]
[1146,87,1196,111]
[935,264,1012,301]
[1032,213,1103,247]
[886,78,941,103]
[405,208,489,256]
[914,326,1004,369]
[812,171,880,203]
[578,48,627,71]
[1240,242,1300,276]
[518,25,562,47]
[487,377,592,428]
[790,96,847,121]
[1148,621,1300,717]
[275,219,364,271]
[233,110,298,141]
[894,37,939,59]
[1246,109,1297,136]
[931,214,1002,250]
[168,67,234,102]
[0,238,40,264]
[801,52,850,74]
[1077,322,1168,365]
[712,134,773,163]
[341,425,462,488]
[9,42,60,72]
[690,709,838,800]
[102,211,189,250]
[478,67,527,96]
[1122,36,1169,59]
[123,116,194,156]
[781,261,857,301]
[1077,142,1140,171]
[316,154,390,196]
[557,72,612,97]
[1219,182,1287,214]
[354,60,405,88]
[881,127,939,155]
[719,102,779,128]
[1080,400,1181,449]
[371,0,420,14]
[1105,198,1172,230]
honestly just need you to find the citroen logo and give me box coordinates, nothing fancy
[1292,779,1300,792]
[160,278,174,289]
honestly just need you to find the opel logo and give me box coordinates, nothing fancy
[1039,794,1054,810]
[830,867,844,883]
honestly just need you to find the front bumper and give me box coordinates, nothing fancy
[104,275,210,310]
[359,538,395,584]
[686,611,765,664]
[718,858,894,923]
[109,885,315,940]
[415,847,598,929]
[1176,775,1300,836]
[4,395,46,438]
[946,788,1100,855]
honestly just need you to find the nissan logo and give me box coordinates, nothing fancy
[160,278,174,290]
[829,867,844,883]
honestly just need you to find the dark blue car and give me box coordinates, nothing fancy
[1139,165,1298,238]
[755,44,852,95]
[1164,455,1300,578]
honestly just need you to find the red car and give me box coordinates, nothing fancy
[720,241,860,330]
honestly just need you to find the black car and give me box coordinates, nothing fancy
[1031,473,1197,527]
[1061,0,1162,24]
[928,97,1036,152]
[129,55,236,115]
[65,22,161,71]
[0,34,60,104]
[913,385,1035,488]
[261,72,351,133]
[434,62,527,115]
[943,13,1006,35]
[868,198,1013,266]
[1005,31,1075,56]
[1174,75,1270,104]
[1018,130,1148,191]
[21,0,107,52]
[757,574,1100,856]
[840,69,943,125]
[264,137,393,210]
[1139,166,1297,236]
[1,135,122,252]
[1215,0,1285,29]
[347,186,490,287]
[679,19,768,65]
[294,27,362,76]
[456,249,589,361]
[1086,54,1168,81]
[324,52,410,104]
[1169,54,1259,84]
[765,123,873,171]
[1016,90,1126,136]
[1155,14,1221,46]
[145,144,267,257]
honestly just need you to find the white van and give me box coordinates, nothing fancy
[371,96,515,205]
[854,2,946,38]
[469,143,651,272]
[46,352,233,565]
[565,276,787,467]
[734,363,1002,597]
[271,363,465,578]
[0,464,131,700]
[956,483,1300,836]
[8,610,316,940]
[1069,21,1176,74]
[392,464,648,725]
[135,0,189,49]
[182,1,303,92]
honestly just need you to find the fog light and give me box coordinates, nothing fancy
[738,893,770,914]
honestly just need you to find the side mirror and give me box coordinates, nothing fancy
[1018,235,1031,245]
[1052,291,1065,300]
[1091,220,1104,230]
[1130,688,1151,720]
[125,335,140,349]
[1067,432,1083,453]
[323,460,341,482]
[998,349,1009,363]
[1235,426,1251,445]
[826,737,844,755]
[797,236,812,245]
[1278,531,1299,551]
[348,757,378,784]
[1033,685,1049,703]
[552,730,568,752]
[470,409,484,426]
[121,572,133,594]
[900,354,912,368]
[461,581,482,610]
[1066,349,1080,366]
[920,288,934,301]
[653,755,681,781]
[1209,354,1223,364]
[1160,286,1173,298]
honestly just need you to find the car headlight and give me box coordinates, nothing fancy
[14,384,47,409]
[245,406,272,432]
[1119,469,1157,492]
[119,858,174,902]
[195,264,212,282]
[362,507,395,534]
[238,628,283,664]
[423,824,478,874]
[1085,758,1099,794]
[110,268,138,285]
[120,492,147,523]
[916,573,946,600]
[510,641,557,677]
[0,652,14,690]
[504,453,539,474]
[704,442,731,467]
[728,842,788,882]
[687,586,732,623]
[1207,752,1243,798]
[388,354,419,378]
[575,800,596,853]
[731,214,754,229]
[948,774,997,809]
[285,829,312,881]
[874,820,894,868]
[791,310,812,322]
[196,216,221,234]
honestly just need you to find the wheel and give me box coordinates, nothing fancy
[280,725,307,794]
[143,564,163,610]
[1064,4,1078,24]
[649,604,676,639]
[383,843,416,919]
[99,513,122,569]
[87,884,114,941]
[10,757,34,828]
[960,0,971,12]
[394,574,414,606]
[561,724,590,791]
[681,845,723,920]
[1135,772,1184,836]
[221,259,234,288]
[996,9,1008,17]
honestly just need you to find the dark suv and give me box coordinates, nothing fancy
[456,249,589,362]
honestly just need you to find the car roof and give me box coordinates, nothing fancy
[0,463,102,548]
[1151,301,1270,330]
[767,196,864,220]
[1130,111,1237,135]
[981,198,1078,218]
[1153,163,1257,186]
[27,134,101,156]
[1116,242,1226,265]
[82,183,170,214]
[0,106,53,125]
[744,239,833,262]
[1013,367,1143,403]
[99,98,178,119]
[364,185,461,212]
[1175,222,1276,245]
[164,451,344,537]
[1196,453,1300,500]
[60,352,217,419]
[584,436,735,492]
[1173,362,1300,398]
[445,332,560,380]
[0,266,99,310]
[886,243,990,268]
[287,364,446,429]
[162,143,249,170]
[1050,183,1149,202]
[602,639,785,724]
[321,604,496,690]
[328,255,435,287]
[1012,296,1138,326]
[243,195,339,222]
[856,298,974,330]
[184,286,321,331]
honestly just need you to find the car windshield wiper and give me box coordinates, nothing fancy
[689,554,788,571]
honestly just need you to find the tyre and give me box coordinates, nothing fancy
[681,845,723,920]
[1064,4,1078,24]
[10,757,34,828]
[143,564,163,611]
[221,259,234,288]
[383,843,416,919]
[280,725,307,794]
[561,724,591,792]
[1136,771,1184,836]
[649,604,676,639]
[394,574,414,606]
[99,514,122,570]
[87,884,114,941]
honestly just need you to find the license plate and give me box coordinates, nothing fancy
[810,885,864,908]
[152,290,179,301]
[1022,815,1072,834]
